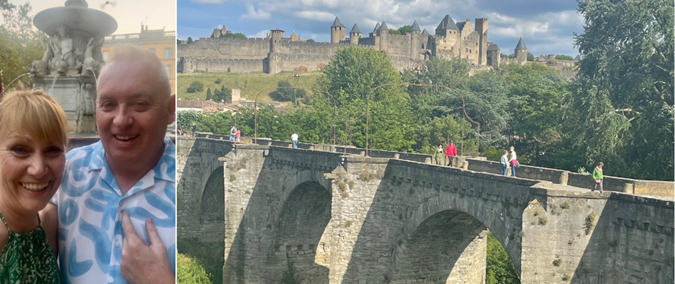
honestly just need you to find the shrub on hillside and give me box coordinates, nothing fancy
[187,81,204,93]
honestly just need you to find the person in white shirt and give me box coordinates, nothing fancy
[509,146,518,177]
[291,132,298,148]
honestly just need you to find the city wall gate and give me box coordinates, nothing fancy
[177,137,674,284]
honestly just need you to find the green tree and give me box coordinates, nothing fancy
[212,85,231,102]
[397,25,411,35]
[527,52,534,61]
[502,63,567,166]
[187,81,204,93]
[568,0,674,180]
[486,232,520,284]
[306,39,315,43]
[555,54,574,60]
[220,32,247,39]
[187,36,193,44]
[205,88,212,100]
[441,71,510,151]
[177,253,212,284]
[316,46,414,151]
[0,1,43,90]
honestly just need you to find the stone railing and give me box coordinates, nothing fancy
[186,133,673,198]
[466,158,674,198]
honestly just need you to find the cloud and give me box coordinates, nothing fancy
[249,29,269,38]
[294,11,335,22]
[241,4,271,20]
[191,0,232,4]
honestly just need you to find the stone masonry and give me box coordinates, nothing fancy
[177,137,674,284]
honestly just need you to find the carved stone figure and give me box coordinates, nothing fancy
[31,36,53,75]
[83,38,103,73]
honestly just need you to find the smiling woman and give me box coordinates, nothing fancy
[0,89,67,283]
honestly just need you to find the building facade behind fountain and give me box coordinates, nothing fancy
[178,15,519,74]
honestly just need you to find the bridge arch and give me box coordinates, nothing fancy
[273,180,331,283]
[200,166,224,223]
[391,194,523,282]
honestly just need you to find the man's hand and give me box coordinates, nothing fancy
[120,211,175,284]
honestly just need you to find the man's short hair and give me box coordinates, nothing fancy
[0,89,68,147]
[98,45,171,97]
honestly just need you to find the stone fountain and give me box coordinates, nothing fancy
[29,0,117,133]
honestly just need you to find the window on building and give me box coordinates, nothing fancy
[164,47,172,59]
[165,65,171,77]
[466,48,468,52]
[102,50,109,62]
[148,48,156,54]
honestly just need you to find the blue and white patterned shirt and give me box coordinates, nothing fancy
[51,137,176,284]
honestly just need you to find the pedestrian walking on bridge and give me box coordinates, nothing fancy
[592,162,604,193]
[291,132,298,148]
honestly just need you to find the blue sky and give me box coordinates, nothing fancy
[178,0,584,56]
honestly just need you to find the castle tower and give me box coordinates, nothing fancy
[331,16,346,44]
[371,22,380,38]
[515,37,528,65]
[474,18,488,66]
[270,28,284,52]
[435,15,460,58]
[349,24,361,45]
[410,20,421,60]
[376,21,389,51]
[435,15,459,38]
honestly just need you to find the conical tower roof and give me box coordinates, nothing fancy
[350,23,361,34]
[436,14,459,30]
[515,37,527,50]
[410,20,421,32]
[422,28,429,36]
[373,22,381,32]
[331,16,345,28]
[378,21,389,31]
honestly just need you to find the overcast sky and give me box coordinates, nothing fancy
[178,0,584,56]
[1,0,176,34]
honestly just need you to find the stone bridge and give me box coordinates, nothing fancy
[177,136,674,284]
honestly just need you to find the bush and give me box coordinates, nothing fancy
[484,146,504,162]
[547,60,557,65]
[215,78,222,84]
[177,253,212,284]
[178,238,223,284]
[187,81,204,93]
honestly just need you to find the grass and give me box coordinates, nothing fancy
[177,71,323,103]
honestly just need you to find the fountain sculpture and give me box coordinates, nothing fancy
[30,0,117,133]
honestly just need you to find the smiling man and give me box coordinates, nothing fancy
[50,45,176,283]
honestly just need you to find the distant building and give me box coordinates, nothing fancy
[101,25,176,94]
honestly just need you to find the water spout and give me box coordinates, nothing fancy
[49,73,60,94]
[0,73,30,96]
[86,67,98,84]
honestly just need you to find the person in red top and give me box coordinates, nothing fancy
[236,129,241,142]
[445,141,457,166]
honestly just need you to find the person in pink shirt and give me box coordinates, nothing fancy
[236,129,241,142]
[445,141,457,166]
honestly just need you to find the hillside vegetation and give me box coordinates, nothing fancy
[177,71,322,103]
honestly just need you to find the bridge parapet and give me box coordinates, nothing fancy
[467,158,674,198]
